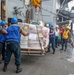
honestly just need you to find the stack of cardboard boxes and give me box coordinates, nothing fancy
[18,22,49,51]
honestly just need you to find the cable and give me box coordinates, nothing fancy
[40,8,44,22]
[36,25,43,51]
[23,0,72,21]
[35,14,50,16]
[41,7,70,19]
[34,7,70,20]
[60,0,69,11]
[34,8,44,22]
[36,9,40,21]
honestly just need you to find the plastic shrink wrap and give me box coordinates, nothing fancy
[18,23,49,51]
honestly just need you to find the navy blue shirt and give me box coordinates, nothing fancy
[50,28,55,38]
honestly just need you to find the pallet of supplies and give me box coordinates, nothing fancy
[18,22,49,55]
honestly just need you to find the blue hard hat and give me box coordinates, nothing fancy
[49,23,53,26]
[11,17,18,23]
[1,21,6,26]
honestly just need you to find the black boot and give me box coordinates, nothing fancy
[52,52,55,54]
[0,59,2,64]
[0,61,2,64]
[3,64,7,72]
[47,48,50,53]
[16,65,22,73]
[64,48,67,51]
[60,49,63,50]
[52,49,55,54]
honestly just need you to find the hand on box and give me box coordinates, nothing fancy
[25,33,29,36]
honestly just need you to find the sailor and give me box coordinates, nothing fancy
[3,17,29,73]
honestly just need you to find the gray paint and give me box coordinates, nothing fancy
[7,0,57,25]
[33,0,57,26]
[7,0,27,22]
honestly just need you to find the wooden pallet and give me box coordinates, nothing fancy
[21,48,45,55]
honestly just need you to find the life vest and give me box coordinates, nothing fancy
[62,30,69,39]
[6,25,20,43]
[31,0,41,7]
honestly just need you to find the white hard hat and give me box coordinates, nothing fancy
[39,21,44,27]
[56,25,59,28]
[46,24,49,26]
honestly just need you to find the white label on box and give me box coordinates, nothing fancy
[29,33,37,40]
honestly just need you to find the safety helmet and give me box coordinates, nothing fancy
[46,24,49,26]
[49,23,53,27]
[11,17,18,23]
[37,0,41,3]
[1,21,6,26]
[56,25,59,28]
[66,26,69,29]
